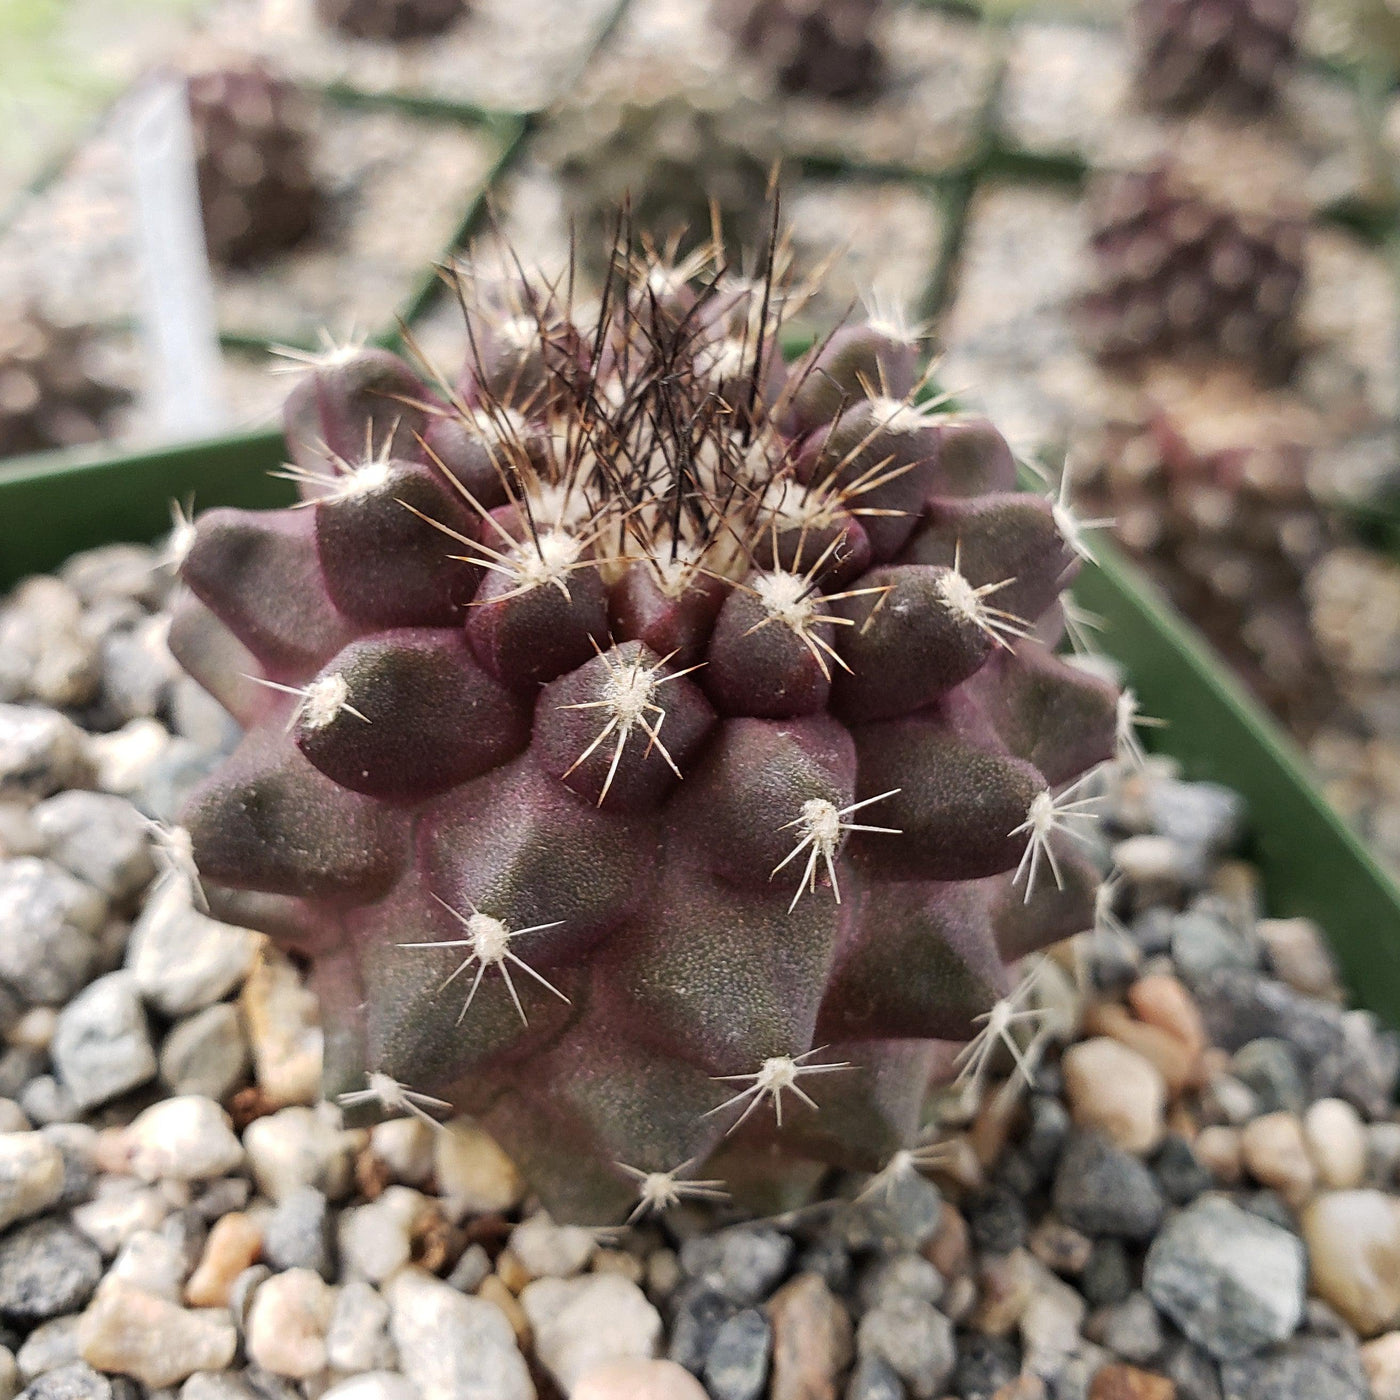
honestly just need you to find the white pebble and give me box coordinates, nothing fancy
[521,1274,662,1393]
[0,1132,64,1231]
[245,1267,338,1379]
[126,1097,244,1182]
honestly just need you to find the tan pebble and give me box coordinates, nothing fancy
[1088,1362,1176,1400]
[1029,1218,1093,1276]
[942,1274,978,1323]
[1257,917,1341,1000]
[1128,974,1207,1058]
[766,1273,852,1400]
[241,947,321,1108]
[646,1248,681,1299]
[971,1085,1023,1167]
[1084,1002,1199,1097]
[1166,1102,1197,1140]
[93,1128,133,1176]
[245,1267,336,1378]
[1305,1098,1368,1190]
[1361,1330,1400,1400]
[993,1377,1048,1400]
[184,1212,263,1307]
[1194,1126,1243,1184]
[572,1357,709,1399]
[592,1249,645,1283]
[923,1202,971,1279]
[433,1119,524,1219]
[970,1248,1034,1337]
[494,1247,531,1294]
[1241,1112,1316,1207]
[1063,1038,1167,1155]
[479,1273,531,1346]
[78,1283,236,1387]
[1301,1190,1400,1337]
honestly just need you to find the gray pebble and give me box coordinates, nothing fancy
[1152,1134,1213,1206]
[667,1282,736,1373]
[167,678,240,754]
[15,1315,80,1382]
[158,1004,249,1102]
[1147,779,1245,858]
[445,1243,490,1294]
[856,1255,943,1312]
[1171,909,1258,984]
[262,1186,335,1279]
[680,1227,793,1306]
[18,1362,112,1400]
[50,973,155,1112]
[1232,1038,1306,1115]
[845,1354,904,1400]
[228,1266,272,1334]
[0,1220,103,1323]
[1193,968,1345,1066]
[17,1080,75,1129]
[1052,1133,1166,1241]
[99,620,178,725]
[704,1308,771,1400]
[1144,1195,1305,1361]
[795,1237,851,1294]
[0,1050,45,1103]
[951,1333,1019,1399]
[840,1168,943,1252]
[126,882,258,1019]
[1159,1338,1224,1400]
[37,1126,96,1209]
[30,794,153,904]
[191,1176,252,1221]
[1314,1010,1400,1119]
[0,859,104,1005]
[179,1374,260,1400]
[326,1280,395,1373]
[0,707,89,800]
[59,545,162,609]
[1217,1336,1369,1400]
[855,1297,955,1400]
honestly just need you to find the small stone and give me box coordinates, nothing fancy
[969,1186,1029,1254]
[368,1119,434,1187]
[51,974,155,1112]
[666,1284,734,1373]
[970,1248,1035,1336]
[245,1268,337,1379]
[1144,1194,1306,1360]
[680,1228,793,1307]
[446,1244,490,1295]
[704,1308,771,1400]
[1232,1040,1306,1116]
[796,1238,851,1294]
[1300,1190,1400,1337]
[16,1316,80,1383]
[326,1280,395,1373]
[1152,1135,1213,1205]
[71,1179,168,1258]
[19,1078,75,1128]
[0,1221,103,1322]
[1258,918,1341,999]
[1081,1240,1133,1308]
[159,1004,249,1102]
[521,1273,661,1392]
[1362,1332,1400,1400]
[338,1186,427,1284]
[1240,1113,1316,1207]
[1085,1003,1199,1098]
[1194,1126,1243,1184]
[31,795,153,903]
[103,1230,187,1302]
[1019,1260,1086,1381]
[76,1285,235,1387]
[767,1274,853,1400]
[228,1265,270,1331]
[1147,779,1244,856]
[839,1166,943,1252]
[242,1105,357,1203]
[385,1267,533,1400]
[0,859,104,1004]
[0,1133,64,1230]
[856,1254,943,1311]
[126,884,258,1020]
[1171,911,1257,984]
[1089,1293,1164,1366]
[1053,1134,1166,1241]
[507,1213,595,1280]
[184,1213,263,1308]
[856,1297,955,1399]
[180,1373,258,1400]
[951,1333,1019,1398]
[1305,1099,1368,1190]
[1087,1364,1175,1400]
[1069,1036,1170,1153]
[1218,1335,1370,1400]
[18,1361,111,1400]
[0,706,88,800]
[573,1359,707,1400]
[241,949,321,1109]
[263,1186,334,1279]
[86,721,169,799]
[432,1121,523,1220]
[1029,1218,1093,1275]
[1128,974,1208,1058]
[319,1377,419,1400]
[126,1097,243,1182]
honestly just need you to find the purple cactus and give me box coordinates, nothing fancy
[169,237,1117,1224]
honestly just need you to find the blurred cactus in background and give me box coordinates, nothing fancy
[717,0,886,101]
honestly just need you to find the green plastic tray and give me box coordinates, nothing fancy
[1,432,1398,1026]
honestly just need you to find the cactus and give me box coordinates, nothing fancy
[314,0,468,41]
[1133,0,1299,111]
[188,65,321,268]
[1076,411,1336,736]
[717,0,885,101]
[170,233,1118,1224]
[0,304,128,460]
[1080,165,1305,383]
